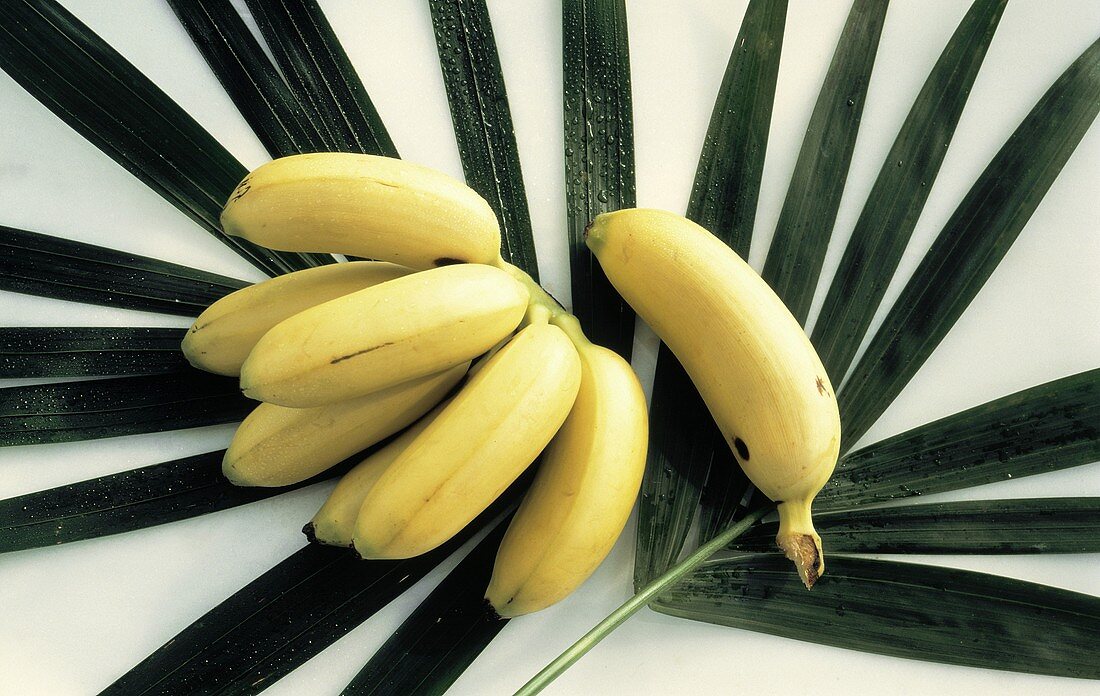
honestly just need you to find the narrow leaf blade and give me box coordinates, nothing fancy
[428,0,539,277]
[811,0,1006,383]
[655,554,1100,680]
[732,498,1100,554]
[635,0,785,587]
[760,0,888,323]
[0,226,249,316]
[0,327,189,378]
[821,369,1100,510]
[563,0,637,358]
[0,370,253,446]
[839,36,1100,447]
[0,0,318,275]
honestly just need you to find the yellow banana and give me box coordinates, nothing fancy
[305,399,446,548]
[221,153,501,269]
[182,261,411,376]
[586,208,841,588]
[486,318,648,617]
[223,363,467,487]
[353,321,582,560]
[239,264,528,408]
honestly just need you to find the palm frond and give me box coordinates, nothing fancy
[731,498,1100,554]
[563,0,636,358]
[760,0,888,323]
[655,554,1100,680]
[0,226,248,315]
[0,0,320,275]
[0,370,251,446]
[821,369,1100,510]
[428,0,539,277]
[635,0,786,588]
[839,35,1100,448]
[0,327,188,378]
[811,0,1007,384]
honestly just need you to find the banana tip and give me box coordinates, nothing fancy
[777,533,823,589]
[302,522,317,544]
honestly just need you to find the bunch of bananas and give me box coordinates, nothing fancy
[183,153,648,617]
[185,152,841,613]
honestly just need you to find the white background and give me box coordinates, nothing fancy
[1,1,1099,694]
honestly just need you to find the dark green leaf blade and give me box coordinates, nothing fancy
[697,457,754,544]
[839,36,1100,448]
[821,369,1100,510]
[0,226,249,316]
[635,0,785,588]
[0,0,318,275]
[0,450,313,552]
[760,0,888,324]
[655,554,1100,680]
[731,498,1100,554]
[563,0,636,358]
[245,0,399,157]
[811,0,1006,384]
[0,327,189,378]
[166,0,326,157]
[0,369,252,446]
[343,517,511,696]
[428,0,539,277]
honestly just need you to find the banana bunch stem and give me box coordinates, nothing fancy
[492,256,592,349]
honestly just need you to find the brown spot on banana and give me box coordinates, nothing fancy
[329,342,395,364]
[816,376,828,396]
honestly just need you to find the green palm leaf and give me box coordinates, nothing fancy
[730,498,1100,554]
[635,0,785,587]
[822,369,1100,510]
[760,0,888,323]
[428,0,538,277]
[0,370,251,446]
[655,554,1100,680]
[0,0,319,275]
[0,327,188,378]
[0,226,248,315]
[563,0,636,358]
[811,0,1006,383]
[839,34,1100,448]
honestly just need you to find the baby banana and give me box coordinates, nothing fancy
[486,322,647,617]
[223,363,467,487]
[239,264,528,407]
[182,261,410,376]
[587,208,841,588]
[221,153,502,269]
[353,321,582,560]
[305,399,445,548]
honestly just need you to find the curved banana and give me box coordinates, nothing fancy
[305,399,446,548]
[221,153,501,269]
[223,362,467,487]
[239,264,528,408]
[353,321,582,560]
[486,319,647,617]
[586,208,841,588]
[182,261,411,376]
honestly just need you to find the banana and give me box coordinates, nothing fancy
[353,321,582,560]
[486,318,647,617]
[182,261,411,376]
[223,362,467,487]
[305,399,446,548]
[586,209,841,588]
[221,153,502,269]
[239,263,528,408]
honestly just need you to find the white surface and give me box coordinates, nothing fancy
[1,1,1099,695]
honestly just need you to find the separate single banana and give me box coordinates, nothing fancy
[223,363,467,487]
[221,153,502,269]
[182,261,411,375]
[239,264,528,408]
[486,318,648,617]
[353,321,582,560]
[305,399,445,548]
[586,209,841,588]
